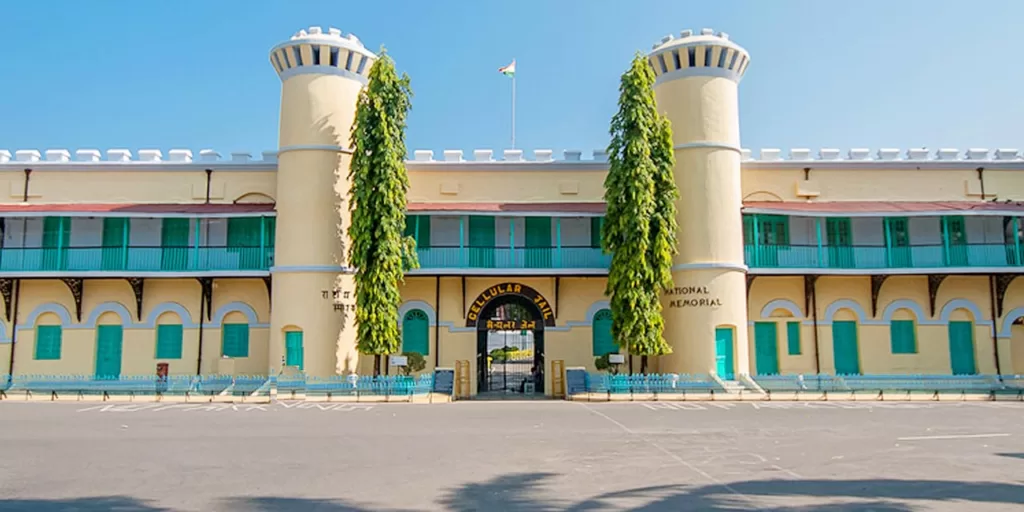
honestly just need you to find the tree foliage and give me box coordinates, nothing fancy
[348,49,417,375]
[399,351,426,376]
[602,53,678,372]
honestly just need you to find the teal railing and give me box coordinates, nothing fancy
[416,246,609,269]
[745,243,1024,270]
[0,246,274,273]
[753,374,1019,392]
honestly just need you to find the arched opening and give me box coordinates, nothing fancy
[831,308,861,375]
[401,310,429,356]
[474,291,548,396]
[95,311,124,379]
[947,309,977,375]
[591,309,615,357]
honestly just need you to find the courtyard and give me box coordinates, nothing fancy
[0,400,1022,511]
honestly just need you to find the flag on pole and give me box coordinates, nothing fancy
[498,60,516,77]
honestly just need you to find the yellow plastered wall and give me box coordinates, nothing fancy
[406,168,607,203]
[1011,325,1024,374]
[9,170,275,204]
[741,167,980,202]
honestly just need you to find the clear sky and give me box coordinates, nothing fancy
[2,0,1022,158]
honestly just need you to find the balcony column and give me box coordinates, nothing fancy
[815,218,823,268]
[1014,217,1022,264]
[121,218,130,269]
[751,215,760,267]
[883,217,893,268]
[259,216,267,263]
[56,217,66,270]
[191,218,200,271]
[459,216,465,267]
[555,217,562,268]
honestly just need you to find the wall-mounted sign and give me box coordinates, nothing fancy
[466,282,556,328]
[390,356,408,366]
[608,354,626,364]
[485,319,537,331]
[666,285,723,308]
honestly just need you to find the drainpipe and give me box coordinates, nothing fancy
[988,275,1003,378]
[810,279,821,375]
[22,169,31,202]
[435,276,441,367]
[204,169,213,204]
[6,280,20,377]
[196,286,205,375]
[977,167,986,201]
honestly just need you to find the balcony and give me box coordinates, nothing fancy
[745,243,1024,272]
[0,246,273,275]
[413,247,610,273]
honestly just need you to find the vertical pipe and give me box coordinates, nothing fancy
[22,169,31,202]
[941,217,951,266]
[434,276,441,367]
[815,217,824,267]
[6,280,20,377]
[196,284,205,376]
[191,218,201,271]
[988,275,1003,377]
[811,279,821,375]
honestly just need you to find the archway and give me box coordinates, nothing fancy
[467,283,553,395]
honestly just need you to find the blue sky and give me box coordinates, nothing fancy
[1,1,1022,158]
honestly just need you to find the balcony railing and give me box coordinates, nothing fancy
[0,246,274,273]
[416,247,610,269]
[745,243,1024,269]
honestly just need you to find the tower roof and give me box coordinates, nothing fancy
[269,26,377,83]
[648,28,750,84]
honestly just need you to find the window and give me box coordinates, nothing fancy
[592,309,617,356]
[401,310,430,355]
[890,320,917,354]
[590,217,604,249]
[155,324,184,359]
[222,323,250,358]
[404,215,431,248]
[34,325,62,360]
[786,321,801,355]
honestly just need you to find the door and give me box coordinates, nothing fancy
[885,217,912,268]
[41,216,70,271]
[227,217,262,270]
[284,331,304,370]
[95,325,124,379]
[468,216,495,268]
[753,322,780,375]
[714,327,735,380]
[948,321,977,375]
[754,215,789,267]
[826,217,854,268]
[524,217,552,268]
[831,321,861,375]
[943,216,968,266]
[101,217,127,271]
[161,218,191,270]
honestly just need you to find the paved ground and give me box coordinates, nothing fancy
[1,401,1023,511]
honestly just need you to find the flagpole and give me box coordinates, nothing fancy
[511,72,516,149]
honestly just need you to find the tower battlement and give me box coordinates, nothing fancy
[648,28,750,84]
[269,26,377,83]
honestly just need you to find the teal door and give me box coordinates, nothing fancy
[714,327,735,379]
[832,321,861,375]
[401,310,430,355]
[753,322,780,375]
[161,218,190,270]
[101,217,128,271]
[943,216,968,266]
[524,217,552,268]
[95,325,123,378]
[885,217,912,268]
[227,217,263,270]
[948,321,977,375]
[42,216,70,271]
[826,217,854,268]
[468,216,495,268]
[284,331,304,370]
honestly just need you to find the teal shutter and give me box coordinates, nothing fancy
[889,320,917,354]
[401,310,430,355]
[591,309,616,356]
[101,217,128,271]
[468,216,495,267]
[285,331,304,369]
[885,217,912,267]
[786,321,802,355]
[34,325,62,360]
[832,321,861,375]
[590,217,604,248]
[42,217,70,270]
[95,325,124,378]
[222,323,250,358]
[524,217,552,268]
[161,218,191,270]
[826,217,854,268]
[155,324,184,359]
[755,215,789,267]
[753,322,780,375]
[228,217,262,269]
[714,327,735,379]
[948,321,977,375]
[943,216,968,266]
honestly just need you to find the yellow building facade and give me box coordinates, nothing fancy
[2,27,1024,395]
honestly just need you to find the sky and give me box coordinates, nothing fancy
[1,0,1022,158]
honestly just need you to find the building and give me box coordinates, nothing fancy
[2,26,1024,396]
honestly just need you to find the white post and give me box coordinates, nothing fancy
[511,74,516,149]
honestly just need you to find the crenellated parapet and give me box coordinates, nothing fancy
[410,149,609,163]
[743,147,1022,162]
[0,149,278,165]
[648,28,750,84]
[269,26,377,84]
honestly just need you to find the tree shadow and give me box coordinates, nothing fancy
[0,496,168,511]
[998,452,1024,460]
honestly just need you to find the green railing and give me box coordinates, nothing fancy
[0,246,274,273]
[416,247,610,269]
[745,243,1024,269]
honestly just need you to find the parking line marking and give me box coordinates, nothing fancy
[897,433,1010,441]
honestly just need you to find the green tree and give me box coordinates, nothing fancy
[348,49,418,376]
[602,53,678,374]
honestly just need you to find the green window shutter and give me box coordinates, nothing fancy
[591,309,617,356]
[264,217,276,248]
[222,323,250,358]
[161,218,190,246]
[403,215,416,238]
[155,324,184,359]
[889,320,917,354]
[742,215,753,244]
[34,325,62,360]
[758,215,790,245]
[401,310,430,355]
[468,216,495,247]
[227,217,261,247]
[42,217,63,248]
[590,217,604,249]
[885,217,910,247]
[102,218,127,247]
[285,331,304,369]
[946,216,966,245]
[416,216,431,248]
[524,217,551,248]
[786,321,802,355]
[42,217,70,270]
[826,218,852,246]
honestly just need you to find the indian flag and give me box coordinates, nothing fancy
[498,60,516,77]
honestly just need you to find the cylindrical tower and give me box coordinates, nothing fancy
[648,29,752,378]
[268,27,377,376]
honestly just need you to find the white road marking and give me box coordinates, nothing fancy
[897,433,1011,441]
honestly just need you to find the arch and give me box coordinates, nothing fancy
[211,301,263,327]
[397,300,436,327]
[759,299,803,319]
[880,299,927,324]
[998,305,1024,338]
[742,191,785,202]
[401,309,430,355]
[584,300,611,325]
[143,302,197,329]
[591,308,616,356]
[938,298,988,325]
[83,302,133,328]
[821,299,868,325]
[465,282,554,328]
[21,303,73,329]
[233,192,276,204]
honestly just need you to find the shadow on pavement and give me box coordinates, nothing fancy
[5,475,1023,511]
[998,452,1024,460]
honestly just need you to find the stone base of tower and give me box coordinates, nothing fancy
[661,268,750,378]
[268,272,359,377]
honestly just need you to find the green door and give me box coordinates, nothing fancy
[948,321,977,375]
[714,327,735,379]
[753,322,780,375]
[592,309,616,356]
[401,310,430,355]
[832,321,861,375]
[95,325,123,379]
[943,216,968,266]
[227,217,263,270]
[468,216,495,268]
[284,331,304,370]
[753,215,789,267]
[101,218,128,271]
[161,218,190,270]
[826,217,854,268]
[885,217,912,267]
[42,217,70,271]
[524,217,552,268]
